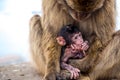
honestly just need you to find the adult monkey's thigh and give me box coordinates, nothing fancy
[29,15,45,75]
[89,31,120,80]
[29,14,61,80]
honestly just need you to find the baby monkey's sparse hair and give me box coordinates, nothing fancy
[57,24,80,45]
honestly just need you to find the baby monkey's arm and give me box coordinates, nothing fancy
[61,48,80,79]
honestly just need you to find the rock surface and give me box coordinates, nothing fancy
[0,62,42,80]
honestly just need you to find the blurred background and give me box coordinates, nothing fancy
[0,0,42,65]
[0,0,120,66]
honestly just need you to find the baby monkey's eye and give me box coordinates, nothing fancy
[75,36,77,39]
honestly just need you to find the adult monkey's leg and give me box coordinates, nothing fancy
[30,15,61,80]
[89,30,120,80]
[29,15,45,76]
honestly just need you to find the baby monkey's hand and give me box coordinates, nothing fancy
[81,41,89,51]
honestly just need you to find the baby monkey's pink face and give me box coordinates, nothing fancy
[71,32,84,45]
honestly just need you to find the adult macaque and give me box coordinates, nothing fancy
[56,25,89,79]
[29,0,120,80]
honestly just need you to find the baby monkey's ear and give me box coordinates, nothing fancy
[56,36,66,46]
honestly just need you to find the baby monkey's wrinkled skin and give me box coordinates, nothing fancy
[56,25,89,79]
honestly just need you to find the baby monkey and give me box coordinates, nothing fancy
[56,24,89,79]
